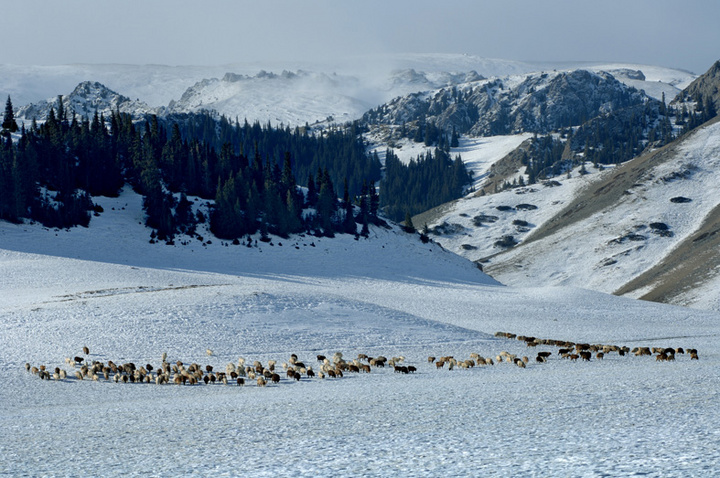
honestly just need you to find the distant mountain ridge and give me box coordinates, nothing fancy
[363,69,652,139]
[15,81,156,122]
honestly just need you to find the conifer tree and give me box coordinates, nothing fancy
[2,96,19,134]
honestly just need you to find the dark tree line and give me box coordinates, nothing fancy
[380,148,472,222]
[0,97,384,239]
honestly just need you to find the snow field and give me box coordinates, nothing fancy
[2,186,720,476]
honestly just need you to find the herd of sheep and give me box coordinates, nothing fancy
[25,332,699,387]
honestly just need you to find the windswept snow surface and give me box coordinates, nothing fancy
[2,188,720,476]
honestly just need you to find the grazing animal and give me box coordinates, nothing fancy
[206,349,213,356]
[317,355,326,362]
[271,373,280,384]
[307,368,316,378]
[256,377,267,387]
[237,377,245,386]
[83,346,89,355]
[579,351,591,361]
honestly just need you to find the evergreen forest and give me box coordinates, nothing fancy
[0,97,473,240]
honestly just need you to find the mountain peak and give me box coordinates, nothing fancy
[16,81,156,122]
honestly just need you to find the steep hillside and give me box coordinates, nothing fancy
[677,60,720,113]
[481,117,720,309]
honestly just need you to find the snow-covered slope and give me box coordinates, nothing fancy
[165,70,376,127]
[476,118,720,310]
[2,185,720,476]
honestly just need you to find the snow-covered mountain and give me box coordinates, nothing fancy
[364,69,654,139]
[1,55,695,127]
[408,60,720,311]
[2,55,720,476]
[15,81,157,122]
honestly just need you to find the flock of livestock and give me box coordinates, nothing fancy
[25,332,699,387]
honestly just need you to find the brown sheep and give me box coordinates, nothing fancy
[428,356,436,363]
[271,373,280,384]
[579,351,591,361]
[256,377,267,387]
[82,346,89,355]
[236,377,245,386]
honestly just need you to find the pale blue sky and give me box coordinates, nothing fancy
[1,0,717,73]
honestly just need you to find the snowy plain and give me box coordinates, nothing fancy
[2,187,720,477]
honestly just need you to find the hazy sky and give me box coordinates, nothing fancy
[1,0,718,74]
